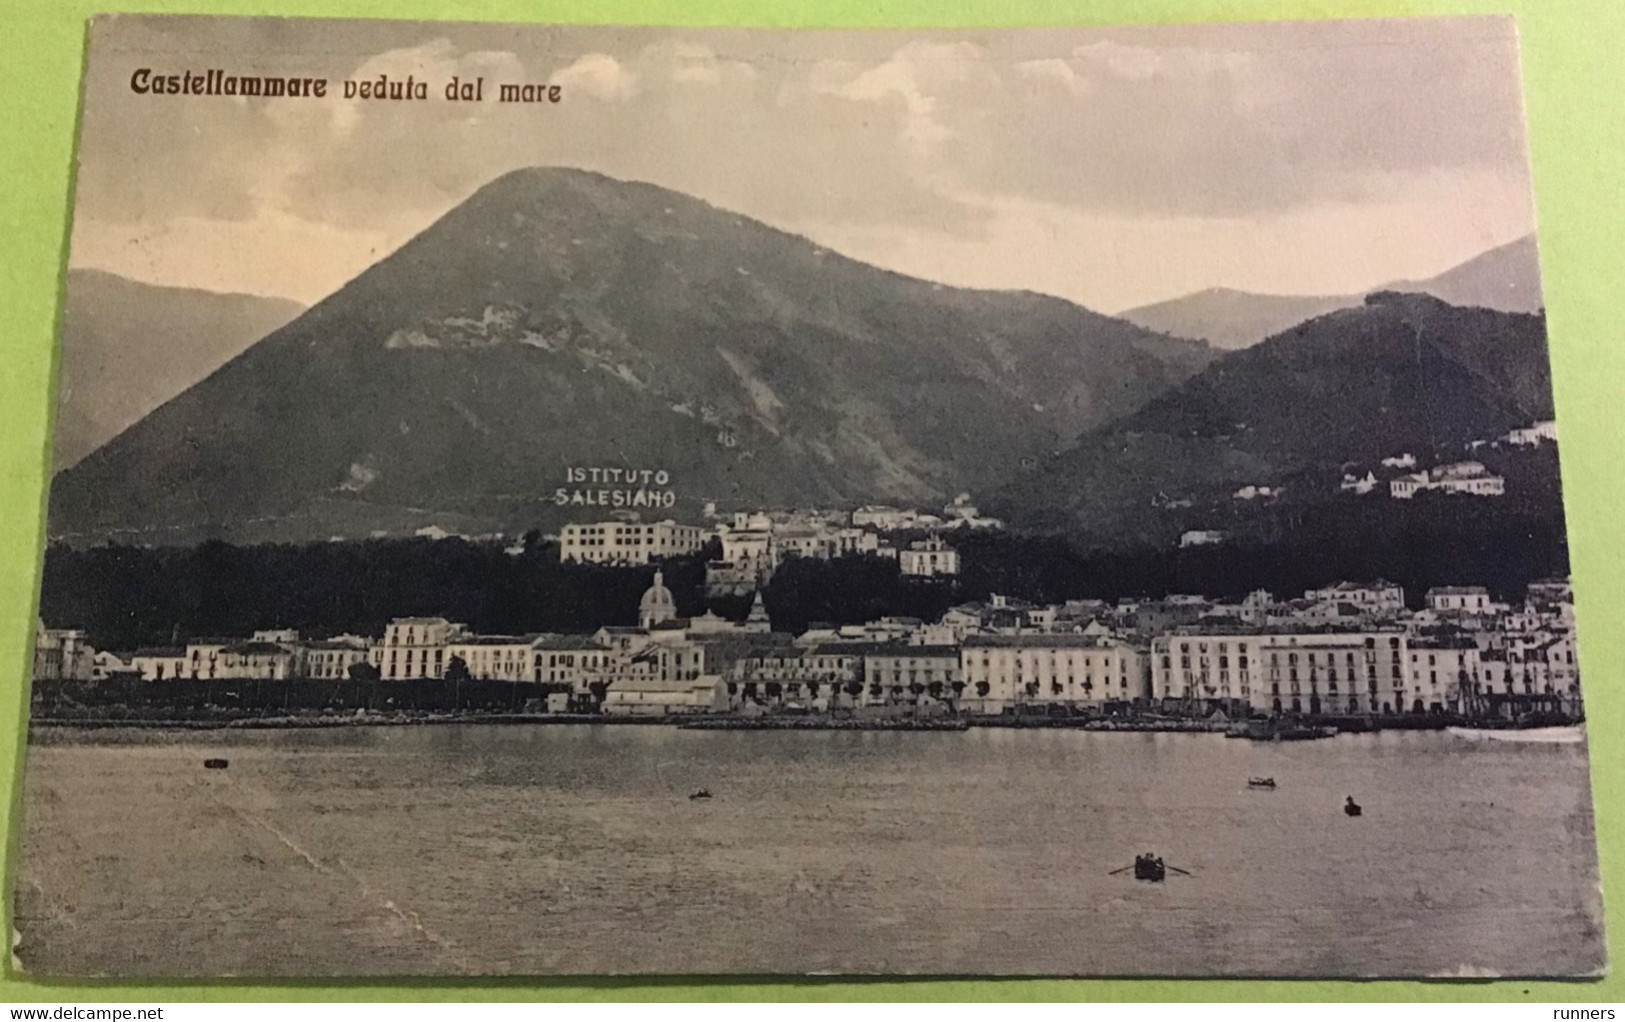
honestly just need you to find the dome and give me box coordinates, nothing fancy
[639,570,677,628]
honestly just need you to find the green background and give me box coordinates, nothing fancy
[2,0,1620,1003]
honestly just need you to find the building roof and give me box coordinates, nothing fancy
[452,634,540,646]
[863,644,962,658]
[963,634,1117,649]
[132,647,186,658]
[223,641,292,655]
[532,634,606,651]
[1428,586,1491,596]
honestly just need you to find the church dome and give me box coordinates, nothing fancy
[639,570,677,628]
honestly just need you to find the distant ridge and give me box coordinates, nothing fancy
[993,291,1556,542]
[1118,234,1542,350]
[55,269,303,470]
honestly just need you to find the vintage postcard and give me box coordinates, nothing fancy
[16,14,1603,977]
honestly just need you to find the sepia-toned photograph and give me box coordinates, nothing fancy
[15,13,1603,978]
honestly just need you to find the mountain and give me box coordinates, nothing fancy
[1117,234,1543,350]
[991,292,1556,543]
[1385,234,1543,313]
[48,168,1212,545]
[54,270,303,470]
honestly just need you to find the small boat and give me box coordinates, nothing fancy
[1344,796,1362,817]
[1447,725,1584,745]
[203,758,229,770]
[1247,777,1277,789]
[1133,853,1167,882]
[688,788,712,800]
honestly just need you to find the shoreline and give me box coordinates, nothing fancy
[27,712,1580,736]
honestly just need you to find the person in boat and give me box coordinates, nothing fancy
[1344,795,1362,815]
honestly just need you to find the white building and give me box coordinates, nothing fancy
[303,637,370,680]
[1405,638,1480,713]
[446,634,542,682]
[1152,629,1411,715]
[372,617,467,680]
[33,621,94,681]
[1179,530,1227,548]
[130,648,189,682]
[1391,461,1505,499]
[1303,580,1405,615]
[1381,453,1417,469]
[602,676,721,716]
[559,519,706,566]
[899,535,960,577]
[1426,586,1494,614]
[1504,420,1557,446]
[960,635,1146,714]
[1339,471,1378,495]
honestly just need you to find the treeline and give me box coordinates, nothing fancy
[39,496,1569,652]
[39,535,715,652]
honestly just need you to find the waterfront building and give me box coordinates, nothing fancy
[217,641,297,680]
[1152,628,1410,715]
[899,535,960,577]
[1179,529,1226,548]
[532,633,619,689]
[302,636,370,680]
[559,519,706,566]
[602,676,722,716]
[1405,636,1480,713]
[372,616,467,681]
[862,645,961,705]
[960,635,1146,715]
[446,634,542,682]
[34,621,94,681]
[182,639,234,680]
[91,650,136,681]
[130,648,188,682]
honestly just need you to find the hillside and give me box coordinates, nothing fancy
[48,168,1211,545]
[54,269,303,470]
[1117,234,1542,350]
[991,292,1557,543]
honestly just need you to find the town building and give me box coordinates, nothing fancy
[1404,636,1480,713]
[899,535,960,577]
[1179,530,1226,548]
[91,650,136,681]
[1391,461,1506,498]
[1303,580,1405,616]
[33,621,94,681]
[862,645,961,705]
[217,641,297,680]
[1426,586,1495,615]
[1339,471,1379,495]
[372,617,467,680]
[302,637,370,680]
[960,635,1146,714]
[446,634,541,682]
[1504,420,1557,446]
[130,648,189,682]
[559,519,706,566]
[1152,628,1411,715]
[639,570,678,629]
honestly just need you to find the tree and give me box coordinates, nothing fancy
[347,661,380,681]
[444,656,472,683]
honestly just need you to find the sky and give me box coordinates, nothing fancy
[68,15,1540,313]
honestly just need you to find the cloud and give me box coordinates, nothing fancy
[552,53,637,101]
[67,17,1537,313]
